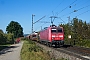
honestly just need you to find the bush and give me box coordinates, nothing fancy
[20,37,29,41]
[6,33,14,44]
[75,39,90,48]
[0,29,15,45]
[0,31,7,44]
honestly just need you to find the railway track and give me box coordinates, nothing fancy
[56,46,90,60]
[62,45,90,56]
[36,42,90,60]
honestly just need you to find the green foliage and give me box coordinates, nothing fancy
[29,45,43,52]
[0,29,14,45]
[6,21,23,38]
[21,40,51,60]
[75,39,90,47]
[21,37,29,41]
[0,29,4,33]
[21,40,67,60]
[6,33,14,44]
[60,18,90,47]
[0,29,7,44]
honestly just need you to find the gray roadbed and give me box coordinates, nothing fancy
[0,41,23,60]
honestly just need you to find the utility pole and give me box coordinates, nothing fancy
[32,14,35,33]
[31,15,46,33]
[50,16,58,25]
[67,16,70,25]
[67,16,72,45]
[33,16,46,24]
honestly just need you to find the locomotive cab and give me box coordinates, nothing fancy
[51,26,64,46]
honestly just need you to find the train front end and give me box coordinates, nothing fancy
[51,27,64,46]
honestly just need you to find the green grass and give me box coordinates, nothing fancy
[20,40,51,60]
[20,39,68,60]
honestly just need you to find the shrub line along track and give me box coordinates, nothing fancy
[35,41,90,60]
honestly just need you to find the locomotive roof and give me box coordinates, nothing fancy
[41,26,63,31]
[40,24,63,32]
[50,24,57,27]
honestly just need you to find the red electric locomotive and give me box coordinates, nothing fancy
[39,25,64,47]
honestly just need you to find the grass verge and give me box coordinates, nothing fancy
[20,39,68,60]
[20,40,51,60]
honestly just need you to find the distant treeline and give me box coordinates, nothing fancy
[0,21,24,45]
[0,29,14,45]
[60,18,90,47]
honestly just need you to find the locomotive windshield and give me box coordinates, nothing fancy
[51,28,62,33]
[51,29,56,32]
[57,28,62,32]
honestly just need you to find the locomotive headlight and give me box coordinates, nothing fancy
[59,35,63,37]
[52,35,55,37]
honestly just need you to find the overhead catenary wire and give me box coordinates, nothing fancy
[70,0,89,9]
[38,21,50,23]
[50,0,90,26]
[33,16,46,24]
[52,0,64,12]
[48,0,77,25]
[41,0,63,20]
[36,0,64,30]
[77,5,90,11]
[34,0,90,32]
[57,0,77,15]
[44,0,65,18]
[74,0,90,8]
[51,0,78,25]
[34,22,49,32]
[61,4,90,17]
[41,0,76,26]
[58,17,66,24]
[31,15,46,33]
[76,10,90,17]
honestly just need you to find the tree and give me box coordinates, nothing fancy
[0,29,4,33]
[6,21,23,38]
[0,29,7,44]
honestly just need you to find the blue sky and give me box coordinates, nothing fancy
[0,0,90,34]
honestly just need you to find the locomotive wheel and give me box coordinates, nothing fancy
[46,42,48,46]
[58,44,62,47]
[47,42,50,47]
[48,43,52,47]
[55,45,58,47]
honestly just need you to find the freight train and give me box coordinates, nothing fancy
[29,25,64,47]
[29,32,39,41]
